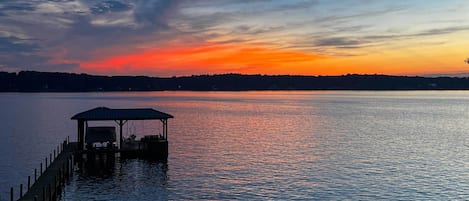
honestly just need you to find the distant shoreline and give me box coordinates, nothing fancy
[4,89,469,93]
[2,71,469,92]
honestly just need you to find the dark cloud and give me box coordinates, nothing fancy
[336,46,363,49]
[356,25,469,42]
[303,24,469,54]
[310,7,405,26]
[414,26,469,37]
[134,0,178,28]
[0,49,77,72]
[265,1,319,13]
[0,2,35,12]
[333,25,369,33]
[314,37,363,47]
[232,25,285,35]
[0,54,78,71]
[0,0,185,70]
[51,16,140,60]
[0,37,39,53]
[91,1,133,15]
[0,36,78,71]
[177,11,233,31]
[52,0,182,60]
[0,1,36,16]
[0,54,47,68]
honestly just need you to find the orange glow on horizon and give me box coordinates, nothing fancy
[78,42,326,76]
[68,32,469,77]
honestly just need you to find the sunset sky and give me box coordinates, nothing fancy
[1,0,469,77]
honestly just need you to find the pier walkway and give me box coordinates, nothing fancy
[18,142,76,201]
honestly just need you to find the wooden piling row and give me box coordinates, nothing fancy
[12,138,76,201]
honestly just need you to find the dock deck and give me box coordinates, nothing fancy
[16,140,167,201]
[18,142,76,201]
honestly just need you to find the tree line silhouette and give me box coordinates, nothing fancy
[1,71,469,92]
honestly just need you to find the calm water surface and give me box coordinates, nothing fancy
[0,91,468,200]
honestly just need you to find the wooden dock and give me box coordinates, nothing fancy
[9,107,174,201]
[17,142,76,201]
[14,141,166,201]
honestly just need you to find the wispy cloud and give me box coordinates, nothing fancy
[0,0,468,75]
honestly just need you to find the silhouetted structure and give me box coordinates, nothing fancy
[3,71,469,91]
[15,107,173,200]
[71,107,174,160]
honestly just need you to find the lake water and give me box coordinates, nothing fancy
[0,91,468,200]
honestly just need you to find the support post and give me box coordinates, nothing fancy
[48,183,51,201]
[119,120,123,149]
[71,155,74,177]
[162,119,168,140]
[77,120,85,150]
[42,186,45,201]
[161,119,167,140]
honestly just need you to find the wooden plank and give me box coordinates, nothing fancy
[19,143,77,201]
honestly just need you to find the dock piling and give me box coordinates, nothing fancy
[54,176,57,199]
[18,142,76,201]
[10,187,13,201]
[69,157,72,178]
[62,165,65,183]
[48,183,51,201]
[65,158,69,179]
[71,156,74,176]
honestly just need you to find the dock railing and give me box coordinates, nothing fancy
[10,136,76,201]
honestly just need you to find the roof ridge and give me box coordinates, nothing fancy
[71,107,174,120]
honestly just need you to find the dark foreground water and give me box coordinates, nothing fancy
[0,91,468,200]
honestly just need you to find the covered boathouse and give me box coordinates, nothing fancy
[71,107,174,159]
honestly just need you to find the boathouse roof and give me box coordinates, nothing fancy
[71,107,174,121]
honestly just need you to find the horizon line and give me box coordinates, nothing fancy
[4,70,469,79]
